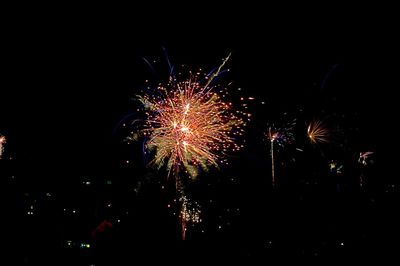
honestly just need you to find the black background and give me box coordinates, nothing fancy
[1,5,399,264]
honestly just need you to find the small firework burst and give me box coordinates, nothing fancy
[307,119,329,145]
[266,119,296,148]
[358,151,374,166]
[329,160,343,175]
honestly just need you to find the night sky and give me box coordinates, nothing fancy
[1,6,399,264]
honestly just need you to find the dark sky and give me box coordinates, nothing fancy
[1,7,400,264]
[1,8,397,174]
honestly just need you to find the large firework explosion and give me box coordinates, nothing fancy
[140,54,248,180]
[136,54,248,239]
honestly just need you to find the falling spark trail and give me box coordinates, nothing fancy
[271,138,275,187]
[266,120,295,187]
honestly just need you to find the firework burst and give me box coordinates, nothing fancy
[266,120,295,187]
[140,55,247,179]
[358,151,374,166]
[307,119,329,145]
[136,54,248,239]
